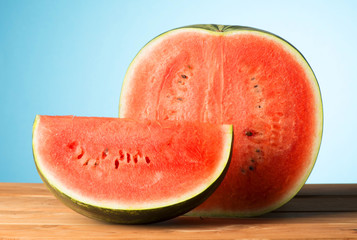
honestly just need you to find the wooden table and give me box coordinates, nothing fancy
[0,183,356,239]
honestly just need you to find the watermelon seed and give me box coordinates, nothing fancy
[256,149,260,152]
[145,156,150,164]
[245,131,253,137]
[251,159,255,163]
[251,77,255,81]
[133,155,138,164]
[241,168,246,174]
[119,150,124,160]
[177,97,183,101]
[187,65,192,69]
[114,159,119,169]
[258,105,262,108]
[249,166,254,171]
[94,159,99,166]
[254,85,258,88]
[102,148,108,159]
[177,79,185,85]
[83,159,89,166]
[181,74,187,79]
[126,153,131,163]
[77,149,84,159]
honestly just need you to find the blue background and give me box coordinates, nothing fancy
[0,0,356,183]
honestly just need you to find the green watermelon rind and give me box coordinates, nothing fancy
[119,24,323,217]
[32,115,233,224]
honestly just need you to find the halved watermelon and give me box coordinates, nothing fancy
[32,115,232,224]
[119,24,323,217]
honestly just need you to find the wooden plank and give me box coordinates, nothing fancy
[0,218,356,239]
[0,183,356,239]
[275,184,357,212]
[0,182,49,197]
[275,195,357,212]
[297,184,357,196]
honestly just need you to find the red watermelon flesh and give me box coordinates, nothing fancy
[33,115,232,223]
[119,25,323,216]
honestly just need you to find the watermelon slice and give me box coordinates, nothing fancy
[119,24,323,217]
[32,115,232,224]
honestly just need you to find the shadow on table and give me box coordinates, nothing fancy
[147,211,353,228]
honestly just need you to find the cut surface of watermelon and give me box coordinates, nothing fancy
[119,24,323,216]
[33,115,232,223]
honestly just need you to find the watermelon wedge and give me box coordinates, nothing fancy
[32,115,232,224]
[119,24,323,217]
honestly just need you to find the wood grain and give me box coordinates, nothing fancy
[0,183,356,239]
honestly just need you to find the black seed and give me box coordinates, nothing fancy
[251,159,255,163]
[245,131,253,137]
[251,77,255,80]
[181,74,187,79]
[83,159,89,166]
[249,166,254,171]
[254,85,258,88]
[258,105,262,108]
[256,149,261,153]
[177,97,183,101]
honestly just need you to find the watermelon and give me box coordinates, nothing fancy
[32,115,233,224]
[119,24,323,217]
